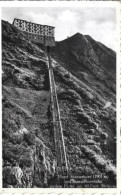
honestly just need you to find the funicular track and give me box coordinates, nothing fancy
[46,48,68,176]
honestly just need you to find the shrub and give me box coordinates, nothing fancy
[91,145,102,155]
[3,167,17,185]
[3,141,31,165]
[9,133,23,144]
[67,89,81,99]
[57,89,81,106]
[86,129,95,134]
[81,145,116,182]
[19,155,33,167]
[101,132,108,140]
[64,73,70,79]
[24,133,36,145]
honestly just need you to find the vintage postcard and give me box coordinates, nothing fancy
[0,1,120,194]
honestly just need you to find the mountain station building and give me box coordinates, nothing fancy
[13,18,55,47]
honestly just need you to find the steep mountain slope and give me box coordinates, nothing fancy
[2,20,116,188]
[52,33,116,106]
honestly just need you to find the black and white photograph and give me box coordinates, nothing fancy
[1,4,118,190]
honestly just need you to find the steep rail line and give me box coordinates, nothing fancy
[46,49,68,175]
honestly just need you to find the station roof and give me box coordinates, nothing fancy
[13,18,55,28]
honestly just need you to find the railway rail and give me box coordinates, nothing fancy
[46,47,68,175]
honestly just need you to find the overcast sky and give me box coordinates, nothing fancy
[2,7,116,50]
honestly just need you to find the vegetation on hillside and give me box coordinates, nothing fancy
[2,20,116,188]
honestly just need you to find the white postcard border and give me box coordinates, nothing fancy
[0,1,120,194]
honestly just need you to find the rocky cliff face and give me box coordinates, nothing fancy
[2,20,116,188]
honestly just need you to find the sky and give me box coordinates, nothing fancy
[2,7,116,50]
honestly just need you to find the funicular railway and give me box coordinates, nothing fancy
[46,46,69,177]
